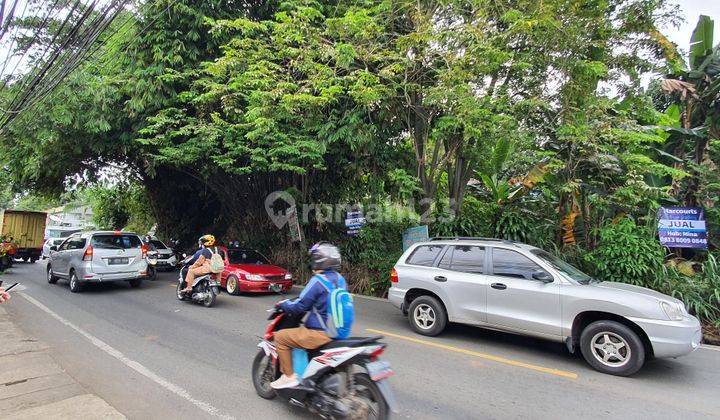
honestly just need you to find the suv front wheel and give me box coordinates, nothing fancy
[47,266,58,284]
[580,320,645,376]
[408,295,447,336]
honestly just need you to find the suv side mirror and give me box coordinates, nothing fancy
[532,271,554,283]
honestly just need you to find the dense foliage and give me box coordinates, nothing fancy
[0,1,718,332]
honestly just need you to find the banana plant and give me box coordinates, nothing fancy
[477,138,514,203]
[658,15,720,206]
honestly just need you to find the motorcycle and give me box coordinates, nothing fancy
[168,239,184,270]
[146,249,158,280]
[176,255,220,308]
[252,306,398,419]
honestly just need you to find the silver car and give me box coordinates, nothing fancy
[146,238,177,269]
[46,231,148,293]
[42,238,66,259]
[389,238,702,376]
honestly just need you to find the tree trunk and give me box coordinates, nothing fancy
[447,144,474,217]
[409,91,437,214]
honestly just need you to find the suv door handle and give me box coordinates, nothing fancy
[434,276,447,282]
[491,283,507,290]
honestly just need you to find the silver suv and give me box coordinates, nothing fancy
[389,238,702,376]
[47,231,148,293]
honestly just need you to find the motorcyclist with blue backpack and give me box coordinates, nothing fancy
[271,242,354,390]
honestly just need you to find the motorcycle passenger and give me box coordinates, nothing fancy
[271,242,347,390]
[181,234,215,293]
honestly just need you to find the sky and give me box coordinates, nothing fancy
[0,0,717,89]
[1,1,718,72]
[662,0,720,53]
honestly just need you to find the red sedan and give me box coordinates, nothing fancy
[217,247,293,295]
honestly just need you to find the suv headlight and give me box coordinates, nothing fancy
[661,301,684,321]
[245,274,263,281]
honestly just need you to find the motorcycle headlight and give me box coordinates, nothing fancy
[661,301,684,321]
[245,274,263,281]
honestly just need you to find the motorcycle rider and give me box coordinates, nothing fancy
[144,235,157,251]
[181,234,216,293]
[271,242,347,390]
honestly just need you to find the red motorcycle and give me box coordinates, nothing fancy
[252,306,398,419]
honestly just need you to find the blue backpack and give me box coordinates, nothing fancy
[313,273,354,339]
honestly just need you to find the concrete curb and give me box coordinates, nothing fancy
[0,306,126,419]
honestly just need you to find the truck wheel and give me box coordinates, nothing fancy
[69,271,83,293]
[408,295,447,336]
[47,266,59,284]
[30,257,38,263]
[580,320,645,376]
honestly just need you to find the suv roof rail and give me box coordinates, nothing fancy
[429,237,520,245]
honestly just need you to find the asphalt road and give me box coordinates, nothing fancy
[3,262,720,419]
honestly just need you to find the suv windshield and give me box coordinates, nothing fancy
[531,249,594,284]
[92,234,142,250]
[150,240,166,249]
[227,249,269,265]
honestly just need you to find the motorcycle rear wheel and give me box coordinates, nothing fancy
[252,350,278,400]
[351,373,389,420]
[202,283,216,307]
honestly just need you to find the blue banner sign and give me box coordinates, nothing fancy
[402,225,429,251]
[345,209,365,236]
[657,207,707,249]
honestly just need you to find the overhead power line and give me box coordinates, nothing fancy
[0,0,184,134]
[0,0,65,85]
[0,0,19,40]
[0,0,96,124]
[0,0,135,131]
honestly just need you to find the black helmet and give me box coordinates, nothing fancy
[309,242,341,271]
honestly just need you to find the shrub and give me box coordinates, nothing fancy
[583,218,665,286]
[266,206,414,297]
[341,221,412,297]
[655,254,720,329]
[431,197,499,238]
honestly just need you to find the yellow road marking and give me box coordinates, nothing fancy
[367,328,578,380]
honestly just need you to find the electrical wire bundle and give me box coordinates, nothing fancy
[0,0,184,134]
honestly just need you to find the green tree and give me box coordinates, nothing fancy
[658,15,720,208]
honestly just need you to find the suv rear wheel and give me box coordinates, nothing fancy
[580,320,645,376]
[408,295,447,336]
